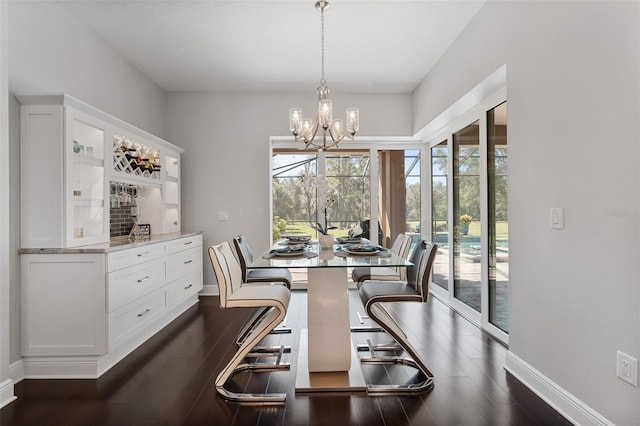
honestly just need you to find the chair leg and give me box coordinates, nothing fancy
[359,303,434,395]
[216,306,290,404]
[356,338,402,354]
[350,310,385,333]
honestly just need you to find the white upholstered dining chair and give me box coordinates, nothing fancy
[351,233,412,288]
[357,239,438,394]
[208,241,291,404]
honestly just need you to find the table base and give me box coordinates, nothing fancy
[295,329,367,394]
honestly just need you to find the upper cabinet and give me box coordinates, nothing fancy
[18,94,184,248]
[67,109,108,246]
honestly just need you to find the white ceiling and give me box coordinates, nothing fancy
[57,0,485,94]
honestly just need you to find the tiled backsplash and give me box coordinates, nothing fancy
[110,206,135,238]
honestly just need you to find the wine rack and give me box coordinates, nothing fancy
[112,135,161,180]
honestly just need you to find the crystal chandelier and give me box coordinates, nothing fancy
[289,1,359,151]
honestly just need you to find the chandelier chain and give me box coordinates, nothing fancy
[320,5,326,86]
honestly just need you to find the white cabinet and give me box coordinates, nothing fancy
[21,253,107,356]
[166,236,203,306]
[20,233,203,378]
[18,94,185,247]
[20,99,108,248]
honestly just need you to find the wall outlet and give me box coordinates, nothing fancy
[218,211,229,221]
[616,351,638,386]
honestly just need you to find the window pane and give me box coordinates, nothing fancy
[405,149,421,240]
[488,102,509,332]
[272,152,317,240]
[377,149,420,248]
[325,152,371,237]
[431,140,448,290]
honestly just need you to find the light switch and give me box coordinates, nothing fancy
[550,207,564,230]
[218,211,229,221]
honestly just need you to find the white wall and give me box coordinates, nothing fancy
[165,92,412,293]
[413,2,640,424]
[0,0,16,409]
[6,2,168,365]
[8,1,166,138]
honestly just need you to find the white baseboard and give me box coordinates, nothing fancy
[9,359,24,383]
[0,379,16,409]
[199,285,218,296]
[505,351,614,426]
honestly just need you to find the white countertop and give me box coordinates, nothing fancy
[18,231,203,254]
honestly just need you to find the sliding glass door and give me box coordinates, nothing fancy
[453,121,481,312]
[427,95,508,343]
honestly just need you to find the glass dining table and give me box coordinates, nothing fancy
[248,238,413,393]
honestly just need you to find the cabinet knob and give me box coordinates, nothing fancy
[173,221,179,226]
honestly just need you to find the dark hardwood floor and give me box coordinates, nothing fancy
[1,291,572,425]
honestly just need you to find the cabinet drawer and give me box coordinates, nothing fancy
[107,258,165,312]
[165,235,202,255]
[109,288,167,350]
[166,246,202,283]
[169,271,203,306]
[107,243,165,272]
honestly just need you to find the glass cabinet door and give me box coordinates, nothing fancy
[164,152,180,232]
[67,110,107,246]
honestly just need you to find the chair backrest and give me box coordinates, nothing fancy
[232,235,253,282]
[390,233,413,280]
[208,242,244,308]
[359,219,383,243]
[407,240,438,301]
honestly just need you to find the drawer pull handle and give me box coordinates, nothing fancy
[137,308,151,317]
[184,241,193,245]
[137,252,151,257]
[184,259,193,264]
[137,276,151,283]
[173,221,179,226]
[184,284,193,290]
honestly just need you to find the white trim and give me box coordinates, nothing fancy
[0,379,16,409]
[505,351,614,426]
[199,285,219,296]
[9,359,24,384]
[414,64,507,140]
